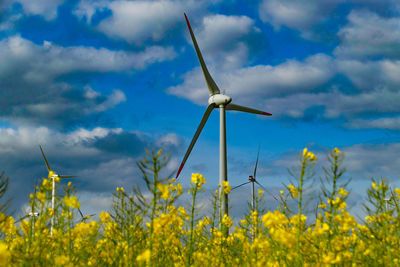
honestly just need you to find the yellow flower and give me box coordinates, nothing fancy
[333,147,341,154]
[280,190,284,195]
[339,201,347,210]
[0,242,11,266]
[157,183,170,200]
[99,211,111,223]
[288,184,298,198]
[222,214,233,228]
[318,202,327,209]
[136,249,150,263]
[191,173,206,186]
[62,195,80,209]
[338,188,348,196]
[303,148,317,161]
[394,188,400,198]
[36,192,46,203]
[372,182,377,189]
[222,181,232,194]
[258,189,264,196]
[303,148,308,157]
[55,255,70,265]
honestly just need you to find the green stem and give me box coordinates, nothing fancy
[187,185,198,266]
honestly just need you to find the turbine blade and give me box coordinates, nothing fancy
[254,144,260,180]
[255,180,278,201]
[226,103,272,116]
[78,208,84,218]
[39,145,51,172]
[59,175,76,178]
[184,13,220,96]
[232,181,251,190]
[176,103,215,178]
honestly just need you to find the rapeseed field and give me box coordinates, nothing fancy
[0,148,399,266]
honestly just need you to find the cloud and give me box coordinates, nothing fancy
[349,117,400,130]
[12,0,66,20]
[335,10,400,59]
[343,143,400,178]
[167,53,335,104]
[0,36,176,80]
[75,0,198,45]
[265,87,400,120]
[0,35,175,127]
[337,59,400,90]
[193,14,257,68]
[258,0,342,39]
[258,0,400,41]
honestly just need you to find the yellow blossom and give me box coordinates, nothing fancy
[157,183,170,200]
[288,184,298,198]
[36,192,46,203]
[191,173,206,186]
[303,148,308,157]
[258,189,264,196]
[136,249,151,263]
[63,195,80,209]
[222,181,232,194]
[0,242,11,266]
[222,214,233,228]
[394,188,400,198]
[333,147,341,154]
[338,188,348,196]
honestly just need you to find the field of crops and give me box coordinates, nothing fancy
[0,148,399,266]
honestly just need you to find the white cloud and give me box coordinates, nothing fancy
[168,54,335,104]
[264,87,400,120]
[349,117,400,130]
[0,35,176,84]
[192,14,256,69]
[335,10,400,59]
[258,0,342,38]
[93,0,191,44]
[13,0,66,20]
[337,59,400,90]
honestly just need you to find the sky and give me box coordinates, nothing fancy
[1,0,400,219]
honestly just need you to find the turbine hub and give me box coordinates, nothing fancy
[208,94,232,106]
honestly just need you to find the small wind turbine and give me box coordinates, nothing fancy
[231,146,278,213]
[176,14,272,225]
[77,208,96,223]
[39,145,76,235]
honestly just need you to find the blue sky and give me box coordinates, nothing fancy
[1,0,400,218]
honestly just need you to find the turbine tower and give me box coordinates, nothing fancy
[40,145,76,235]
[176,14,272,226]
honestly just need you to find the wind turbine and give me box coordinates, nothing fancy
[77,208,96,223]
[39,145,76,235]
[231,146,278,213]
[176,14,272,224]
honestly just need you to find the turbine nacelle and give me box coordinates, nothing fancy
[208,94,232,106]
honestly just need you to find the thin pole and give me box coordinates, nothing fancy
[251,180,255,241]
[219,105,228,232]
[51,174,56,236]
[251,180,255,212]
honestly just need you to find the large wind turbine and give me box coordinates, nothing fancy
[39,145,76,235]
[176,14,272,222]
